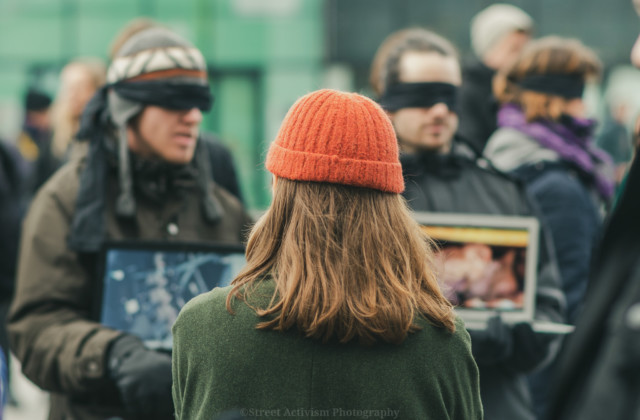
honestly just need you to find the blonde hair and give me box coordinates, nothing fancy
[51,58,106,159]
[494,36,602,121]
[227,179,456,345]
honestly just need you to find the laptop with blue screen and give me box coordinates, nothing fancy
[94,240,246,351]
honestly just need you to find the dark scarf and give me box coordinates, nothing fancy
[129,153,196,202]
[497,104,615,200]
[462,57,495,86]
[68,86,223,253]
[400,148,466,180]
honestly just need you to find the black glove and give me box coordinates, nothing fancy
[504,321,556,373]
[107,334,174,420]
[467,315,513,365]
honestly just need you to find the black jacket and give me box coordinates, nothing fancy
[457,57,498,154]
[0,140,29,297]
[401,149,565,420]
[17,124,61,194]
[548,155,640,420]
[200,132,244,204]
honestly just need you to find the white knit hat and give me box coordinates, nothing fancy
[471,4,533,58]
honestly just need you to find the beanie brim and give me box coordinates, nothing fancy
[266,142,404,194]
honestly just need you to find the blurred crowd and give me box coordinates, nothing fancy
[0,2,639,420]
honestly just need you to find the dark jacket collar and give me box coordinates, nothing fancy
[461,56,496,85]
[400,148,466,180]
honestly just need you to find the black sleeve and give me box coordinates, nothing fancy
[469,182,566,373]
[503,187,566,373]
[200,133,244,204]
[0,142,29,295]
[456,85,498,153]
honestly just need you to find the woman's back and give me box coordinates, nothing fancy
[173,281,481,420]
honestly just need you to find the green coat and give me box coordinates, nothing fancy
[8,151,251,420]
[172,281,484,420]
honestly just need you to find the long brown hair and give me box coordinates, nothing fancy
[227,178,455,345]
[494,36,601,121]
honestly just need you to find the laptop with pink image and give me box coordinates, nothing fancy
[413,212,573,334]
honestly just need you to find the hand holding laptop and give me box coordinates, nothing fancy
[108,334,173,419]
[467,315,513,364]
[467,314,568,371]
[96,240,247,352]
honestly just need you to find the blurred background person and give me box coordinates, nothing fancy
[51,58,106,162]
[1,346,6,411]
[634,112,640,152]
[596,101,634,186]
[372,27,564,420]
[484,36,614,419]
[486,36,612,325]
[597,65,640,205]
[547,1,640,418]
[16,89,58,194]
[457,4,534,154]
[0,137,29,409]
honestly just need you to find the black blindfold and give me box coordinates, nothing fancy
[516,74,585,99]
[379,82,458,112]
[113,80,214,112]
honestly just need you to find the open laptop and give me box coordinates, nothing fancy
[94,240,247,351]
[413,212,574,334]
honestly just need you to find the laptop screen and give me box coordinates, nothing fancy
[95,240,246,351]
[413,212,540,327]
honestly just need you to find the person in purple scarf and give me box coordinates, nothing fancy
[484,36,615,420]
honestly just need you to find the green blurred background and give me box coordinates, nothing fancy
[0,0,638,211]
[0,0,327,211]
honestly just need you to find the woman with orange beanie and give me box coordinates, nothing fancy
[171,89,483,419]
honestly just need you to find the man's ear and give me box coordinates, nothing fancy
[125,113,142,150]
[127,112,141,130]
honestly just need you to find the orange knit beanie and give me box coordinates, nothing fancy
[265,89,404,193]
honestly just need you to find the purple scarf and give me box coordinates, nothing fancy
[497,104,615,200]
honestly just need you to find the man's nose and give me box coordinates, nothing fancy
[182,107,203,124]
[428,102,451,117]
